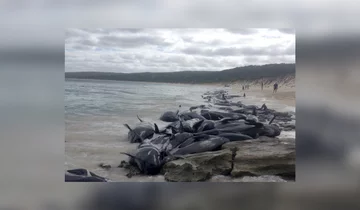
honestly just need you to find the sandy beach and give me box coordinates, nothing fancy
[229,85,295,107]
[224,74,296,107]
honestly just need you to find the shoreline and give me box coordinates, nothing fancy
[65,77,296,112]
[65,77,294,88]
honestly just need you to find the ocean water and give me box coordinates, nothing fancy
[65,79,216,136]
[65,79,295,182]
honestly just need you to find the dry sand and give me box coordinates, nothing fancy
[229,85,295,107]
[183,74,296,108]
[226,74,296,107]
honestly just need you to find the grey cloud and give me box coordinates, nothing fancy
[182,44,295,57]
[97,34,172,48]
[213,47,239,56]
[100,54,116,62]
[225,29,259,35]
[244,56,260,64]
[181,36,193,43]
[120,54,137,61]
[66,28,149,42]
[82,28,146,34]
[181,36,224,45]
[210,39,224,45]
[263,55,295,64]
[167,55,187,63]
[114,28,145,33]
[71,44,93,51]
[278,28,295,34]
[78,39,97,46]
[182,47,203,55]
[241,45,295,56]
[80,28,108,34]
[239,46,273,56]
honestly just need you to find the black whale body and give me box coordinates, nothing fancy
[120,90,286,176]
[65,169,109,182]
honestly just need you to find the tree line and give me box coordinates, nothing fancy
[65,63,295,84]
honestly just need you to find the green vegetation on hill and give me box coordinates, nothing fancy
[65,63,295,84]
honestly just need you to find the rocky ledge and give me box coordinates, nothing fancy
[162,137,295,182]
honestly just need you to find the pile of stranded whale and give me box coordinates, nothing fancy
[65,89,295,182]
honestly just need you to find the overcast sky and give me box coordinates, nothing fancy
[65,28,295,73]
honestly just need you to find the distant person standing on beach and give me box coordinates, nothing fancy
[261,82,264,90]
[242,85,244,90]
[273,83,278,93]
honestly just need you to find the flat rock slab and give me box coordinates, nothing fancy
[222,138,295,178]
[162,149,233,182]
[210,175,287,182]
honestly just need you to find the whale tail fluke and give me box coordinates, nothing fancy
[124,124,132,131]
[154,123,160,133]
[137,115,143,122]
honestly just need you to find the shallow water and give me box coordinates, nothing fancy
[65,79,296,182]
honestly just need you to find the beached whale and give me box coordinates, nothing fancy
[216,120,256,129]
[214,101,231,106]
[259,124,282,137]
[200,110,224,120]
[160,111,179,122]
[165,132,194,151]
[123,115,161,143]
[119,89,291,177]
[124,122,158,143]
[141,133,172,151]
[65,169,109,182]
[232,108,253,114]
[121,144,166,175]
[170,135,230,156]
[217,107,234,111]
[201,110,245,120]
[163,117,202,134]
[189,105,207,112]
[229,101,243,107]
[182,118,204,133]
[179,111,206,121]
[196,120,216,132]
[226,95,241,99]
[122,131,196,175]
[160,106,182,122]
[196,117,244,132]
[195,121,264,139]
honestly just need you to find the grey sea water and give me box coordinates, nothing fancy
[65,79,295,182]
